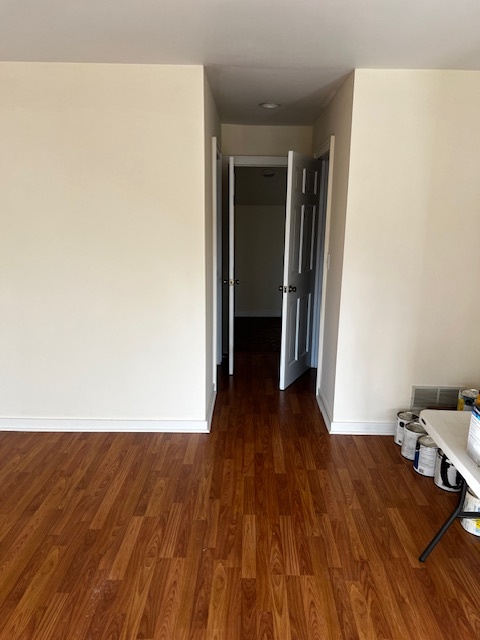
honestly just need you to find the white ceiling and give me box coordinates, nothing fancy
[1,0,480,125]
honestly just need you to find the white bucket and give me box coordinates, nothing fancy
[401,421,426,461]
[466,404,480,466]
[413,435,438,477]
[434,449,461,492]
[457,388,479,411]
[461,488,480,536]
[395,411,419,446]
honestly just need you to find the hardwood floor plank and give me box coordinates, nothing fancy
[242,514,256,579]
[351,561,396,640]
[269,573,291,640]
[257,610,275,640]
[1,545,63,639]
[182,545,213,632]
[241,578,257,639]
[34,592,70,640]
[152,557,185,640]
[107,515,143,580]
[329,567,360,640]
[101,516,160,640]
[279,516,300,576]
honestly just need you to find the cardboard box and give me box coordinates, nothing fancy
[467,404,480,466]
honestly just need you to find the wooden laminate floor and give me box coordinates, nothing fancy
[1,353,480,639]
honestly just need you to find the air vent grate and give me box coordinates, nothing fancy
[411,386,462,412]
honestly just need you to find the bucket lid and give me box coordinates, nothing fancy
[418,435,436,447]
[461,389,479,399]
[397,411,419,421]
[405,421,426,434]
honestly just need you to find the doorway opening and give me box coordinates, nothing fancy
[218,142,333,395]
[234,164,287,354]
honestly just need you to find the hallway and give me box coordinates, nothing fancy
[0,353,479,638]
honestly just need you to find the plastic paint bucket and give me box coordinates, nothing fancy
[413,435,438,477]
[457,389,479,411]
[395,411,419,446]
[434,449,462,492]
[401,421,426,461]
[461,487,480,536]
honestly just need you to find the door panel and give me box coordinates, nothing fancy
[279,152,320,390]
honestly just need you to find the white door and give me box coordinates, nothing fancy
[215,143,223,367]
[228,156,236,375]
[279,151,321,390]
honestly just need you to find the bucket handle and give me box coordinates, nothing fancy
[440,455,460,490]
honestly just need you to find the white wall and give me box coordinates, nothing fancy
[222,124,313,156]
[312,74,355,424]
[0,63,208,429]
[334,70,480,429]
[234,166,286,317]
[235,205,285,317]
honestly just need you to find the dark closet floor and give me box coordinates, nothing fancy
[234,317,282,352]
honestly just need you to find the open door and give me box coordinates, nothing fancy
[279,151,321,390]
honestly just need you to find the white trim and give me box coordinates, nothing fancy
[0,418,210,433]
[206,385,217,431]
[316,391,394,435]
[212,136,223,385]
[316,390,333,432]
[228,156,235,375]
[233,155,288,167]
[314,136,335,403]
[212,136,218,385]
[329,421,395,436]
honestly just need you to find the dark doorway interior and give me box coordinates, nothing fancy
[234,317,281,352]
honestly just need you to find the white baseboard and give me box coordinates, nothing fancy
[0,418,210,433]
[329,421,395,436]
[316,392,395,435]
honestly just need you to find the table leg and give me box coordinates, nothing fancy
[419,480,468,562]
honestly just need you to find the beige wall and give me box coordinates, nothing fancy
[221,124,313,156]
[312,74,355,421]
[0,63,208,425]
[334,70,480,426]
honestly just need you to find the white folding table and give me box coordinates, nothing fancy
[418,409,480,561]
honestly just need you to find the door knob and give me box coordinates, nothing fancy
[279,285,287,293]
[289,285,297,292]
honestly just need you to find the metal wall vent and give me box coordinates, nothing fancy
[411,386,462,411]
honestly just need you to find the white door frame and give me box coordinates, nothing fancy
[228,157,235,374]
[313,136,335,400]
[218,151,333,396]
[212,137,222,389]
[222,156,288,374]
